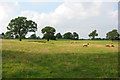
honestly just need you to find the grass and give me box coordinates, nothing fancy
[2,39,118,78]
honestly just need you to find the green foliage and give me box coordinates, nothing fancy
[4,32,9,39]
[63,32,73,39]
[41,26,56,41]
[7,17,37,41]
[89,30,98,40]
[28,34,41,39]
[73,32,79,40]
[106,29,119,41]
[63,32,79,40]
[29,34,37,39]
[56,33,62,39]
[4,31,14,39]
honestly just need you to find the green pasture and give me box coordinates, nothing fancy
[2,39,119,78]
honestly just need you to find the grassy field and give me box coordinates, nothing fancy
[2,39,118,78]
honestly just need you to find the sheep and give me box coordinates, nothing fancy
[83,43,89,47]
[106,44,110,47]
[111,45,114,47]
[106,43,115,47]
[110,43,114,47]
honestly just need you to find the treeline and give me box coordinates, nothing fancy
[1,16,120,41]
[26,32,79,40]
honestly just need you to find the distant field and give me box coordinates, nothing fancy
[2,39,118,78]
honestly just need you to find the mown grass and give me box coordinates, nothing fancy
[2,39,118,78]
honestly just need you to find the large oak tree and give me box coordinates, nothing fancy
[7,17,37,41]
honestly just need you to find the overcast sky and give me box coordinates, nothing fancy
[0,0,118,39]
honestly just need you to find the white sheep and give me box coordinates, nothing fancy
[83,43,89,47]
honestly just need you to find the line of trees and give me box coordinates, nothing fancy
[3,16,120,41]
[56,32,79,40]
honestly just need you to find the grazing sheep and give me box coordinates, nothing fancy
[106,44,110,47]
[111,45,114,47]
[111,43,114,47]
[83,43,89,47]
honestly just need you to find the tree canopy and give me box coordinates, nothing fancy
[7,17,37,41]
[41,26,56,41]
[29,34,37,39]
[89,30,98,40]
[63,32,79,40]
[106,29,119,41]
[73,32,79,40]
[4,31,14,39]
[63,32,73,39]
[56,33,62,39]
[28,34,41,39]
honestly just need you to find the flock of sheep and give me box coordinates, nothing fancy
[105,43,114,47]
[82,43,114,47]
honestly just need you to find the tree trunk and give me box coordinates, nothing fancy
[19,38,22,41]
[92,36,95,40]
[19,36,22,41]
[19,26,22,41]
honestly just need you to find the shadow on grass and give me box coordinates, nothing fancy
[2,50,118,78]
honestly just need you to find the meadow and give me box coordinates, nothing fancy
[2,39,119,78]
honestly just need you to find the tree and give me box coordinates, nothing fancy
[63,32,73,39]
[41,26,56,41]
[56,33,62,39]
[89,30,98,40]
[29,34,37,39]
[7,17,37,41]
[106,29,119,41]
[73,32,79,40]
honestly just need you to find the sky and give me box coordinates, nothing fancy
[0,0,119,39]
